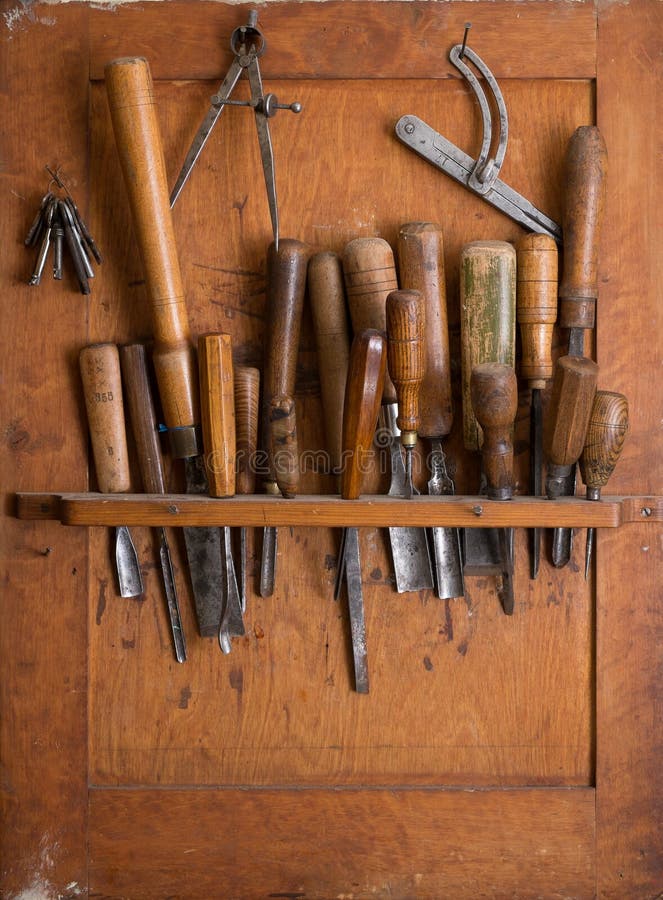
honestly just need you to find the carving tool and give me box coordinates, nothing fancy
[339,329,388,693]
[259,240,308,597]
[470,363,518,615]
[79,343,143,600]
[342,237,433,593]
[120,343,187,663]
[105,57,223,636]
[395,27,561,243]
[579,391,629,580]
[516,233,558,579]
[234,366,260,612]
[397,222,464,600]
[169,8,301,247]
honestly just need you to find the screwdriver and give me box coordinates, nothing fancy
[579,390,629,580]
[516,233,558,579]
[234,366,260,612]
[386,289,425,499]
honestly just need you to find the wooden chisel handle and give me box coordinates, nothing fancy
[579,390,629,494]
[470,363,518,500]
[544,355,598,469]
[386,289,425,441]
[342,330,387,501]
[198,333,235,498]
[269,394,298,499]
[307,251,351,476]
[79,343,131,494]
[234,366,260,496]
[105,57,198,454]
[342,237,398,404]
[120,343,166,494]
[397,222,453,439]
[559,126,608,331]
[516,234,558,389]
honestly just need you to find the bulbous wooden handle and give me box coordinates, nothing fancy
[386,289,425,439]
[198,333,235,498]
[543,355,599,468]
[579,390,629,492]
[269,395,298,499]
[119,342,166,495]
[234,366,260,496]
[516,233,558,389]
[470,363,518,500]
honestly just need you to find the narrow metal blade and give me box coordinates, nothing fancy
[183,456,224,637]
[529,389,543,579]
[427,442,464,600]
[247,60,279,248]
[333,527,347,601]
[344,527,369,694]
[552,467,576,568]
[115,525,143,599]
[218,527,245,655]
[238,526,247,614]
[157,527,187,663]
[497,528,515,616]
[260,526,277,598]
[585,527,595,581]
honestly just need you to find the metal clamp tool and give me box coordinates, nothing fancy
[394,26,562,243]
[169,9,302,248]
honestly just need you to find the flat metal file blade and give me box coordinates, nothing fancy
[183,455,224,637]
[344,527,369,694]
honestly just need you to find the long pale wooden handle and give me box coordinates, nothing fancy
[234,366,260,496]
[544,355,599,467]
[79,343,130,494]
[516,233,558,389]
[579,390,629,491]
[386,289,425,438]
[119,342,166,494]
[198,333,235,498]
[397,222,453,439]
[470,363,518,500]
[105,57,198,443]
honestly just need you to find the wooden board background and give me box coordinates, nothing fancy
[1,1,660,897]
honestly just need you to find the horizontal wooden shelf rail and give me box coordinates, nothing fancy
[15,492,662,529]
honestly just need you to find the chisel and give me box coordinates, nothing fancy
[470,363,518,614]
[397,222,463,600]
[340,329,388,693]
[120,342,187,662]
[234,366,260,612]
[516,233,558,579]
[553,125,608,565]
[105,57,223,637]
[579,390,629,580]
[259,239,308,597]
[79,343,143,600]
[342,237,432,593]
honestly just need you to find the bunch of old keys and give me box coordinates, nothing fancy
[24,167,102,294]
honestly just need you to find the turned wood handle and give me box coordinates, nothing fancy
[460,241,516,452]
[120,342,166,494]
[543,355,599,468]
[579,390,629,492]
[105,57,198,447]
[234,366,260,496]
[386,289,425,440]
[269,395,298,499]
[342,330,387,501]
[559,126,608,331]
[470,363,518,500]
[79,343,130,494]
[307,251,351,475]
[397,222,453,439]
[198,333,235,498]
[516,233,558,389]
[342,237,398,404]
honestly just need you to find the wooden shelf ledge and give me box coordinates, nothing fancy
[14,492,662,529]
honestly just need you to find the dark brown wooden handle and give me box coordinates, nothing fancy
[307,251,351,476]
[397,222,453,439]
[559,126,608,331]
[119,342,166,494]
[79,343,130,494]
[543,355,599,468]
[470,363,518,500]
[269,395,298,499]
[198,333,235,498]
[104,57,199,447]
[516,233,558,389]
[342,237,398,404]
[579,390,629,492]
[342,330,387,500]
[234,366,260,496]
[386,289,425,439]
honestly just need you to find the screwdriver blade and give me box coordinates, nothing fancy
[157,527,186,663]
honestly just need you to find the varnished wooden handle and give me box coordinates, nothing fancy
[342,237,398,403]
[470,363,518,500]
[342,330,387,500]
[307,251,351,475]
[105,57,198,446]
[79,343,130,494]
[543,355,599,468]
[234,366,260,496]
[559,126,608,331]
[397,222,453,439]
[119,342,166,494]
[198,333,235,498]
[579,390,629,492]
[386,289,425,439]
[516,233,558,389]
[460,241,516,451]
[269,395,298,499]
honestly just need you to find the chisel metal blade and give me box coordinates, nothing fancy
[115,525,144,599]
[427,441,464,600]
[344,527,369,694]
[157,527,187,663]
[183,455,224,637]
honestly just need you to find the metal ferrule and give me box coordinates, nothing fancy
[168,424,201,459]
[587,486,601,502]
[546,463,572,500]
[487,485,512,501]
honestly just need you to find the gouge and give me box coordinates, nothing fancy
[342,237,432,593]
[579,390,629,580]
[79,343,143,600]
[259,239,308,597]
[105,57,223,637]
[340,329,388,693]
[470,363,518,614]
[397,222,463,600]
[120,343,187,662]
[516,233,558,579]
[234,366,260,612]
